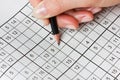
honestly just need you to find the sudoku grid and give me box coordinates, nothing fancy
[0,3,120,80]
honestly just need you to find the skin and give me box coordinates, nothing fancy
[29,0,120,29]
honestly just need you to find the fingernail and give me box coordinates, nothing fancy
[65,25,78,29]
[34,2,48,18]
[81,17,93,22]
[92,8,102,14]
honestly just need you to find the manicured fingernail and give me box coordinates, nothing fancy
[81,17,93,22]
[34,2,48,18]
[65,25,78,29]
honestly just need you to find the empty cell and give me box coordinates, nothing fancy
[37,28,49,38]
[24,40,36,49]
[94,68,106,78]
[79,69,92,79]
[74,32,85,43]
[69,51,81,61]
[65,69,77,79]
[98,49,110,59]
[30,23,42,33]
[27,62,39,72]
[39,40,51,50]
[11,51,23,59]
[55,51,67,61]
[51,69,62,78]
[102,30,114,40]
[13,62,25,72]
[23,29,35,38]
[78,57,89,67]
[31,34,42,44]
[86,62,97,73]
[88,31,99,41]
[11,39,22,49]
[94,25,105,34]
[0,29,6,37]
[100,61,112,71]
[57,63,68,73]
[61,45,73,55]
[68,38,79,48]
[21,6,32,15]
[4,45,15,54]
[106,12,117,22]
[61,32,72,43]
[96,36,108,47]
[13,74,26,80]
[76,44,87,54]
[33,46,44,55]
[15,13,26,22]
[59,75,70,80]
[17,34,28,43]
[19,57,31,66]
[92,55,104,65]
[16,24,27,33]
[84,50,96,60]
[18,45,29,54]
[34,57,46,67]
[114,17,120,27]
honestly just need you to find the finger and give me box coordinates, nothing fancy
[29,0,41,7]
[33,0,119,19]
[56,14,79,29]
[65,10,94,23]
[86,7,102,14]
[29,0,49,26]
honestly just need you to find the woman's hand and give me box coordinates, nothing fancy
[30,0,120,29]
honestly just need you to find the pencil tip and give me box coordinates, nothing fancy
[54,34,61,45]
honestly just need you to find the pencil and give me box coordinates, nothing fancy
[49,16,60,45]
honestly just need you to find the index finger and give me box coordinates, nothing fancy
[29,0,41,7]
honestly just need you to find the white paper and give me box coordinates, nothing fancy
[0,1,120,80]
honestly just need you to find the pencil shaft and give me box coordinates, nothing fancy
[49,16,59,35]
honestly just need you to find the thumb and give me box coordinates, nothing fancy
[33,0,120,19]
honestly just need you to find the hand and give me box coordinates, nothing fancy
[30,0,120,29]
